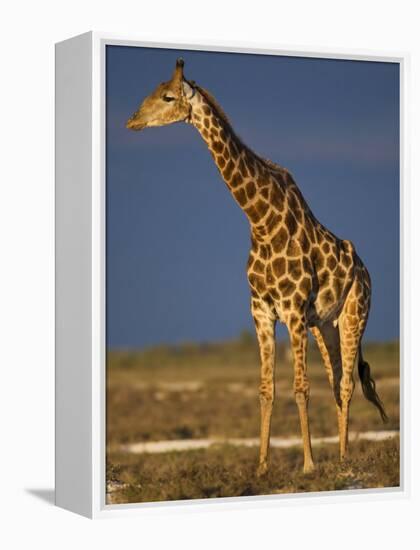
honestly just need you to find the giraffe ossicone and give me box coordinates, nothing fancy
[127,59,388,475]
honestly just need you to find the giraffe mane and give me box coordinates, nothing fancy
[192,81,284,175]
[192,83,231,126]
[261,157,284,172]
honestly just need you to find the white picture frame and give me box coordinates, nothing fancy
[55,31,409,519]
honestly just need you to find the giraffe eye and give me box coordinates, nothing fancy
[162,95,175,102]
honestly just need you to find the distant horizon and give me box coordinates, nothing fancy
[106,330,400,353]
[106,46,399,349]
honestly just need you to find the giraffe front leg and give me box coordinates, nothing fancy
[251,297,276,477]
[288,314,314,474]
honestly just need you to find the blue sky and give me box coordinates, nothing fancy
[106,46,399,348]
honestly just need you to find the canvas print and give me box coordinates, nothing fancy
[106,46,400,505]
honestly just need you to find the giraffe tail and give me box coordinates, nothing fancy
[357,343,388,423]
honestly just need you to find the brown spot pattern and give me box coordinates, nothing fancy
[255,199,269,219]
[238,157,249,178]
[278,277,296,297]
[288,259,302,281]
[213,140,224,153]
[272,257,286,277]
[327,255,337,271]
[285,211,298,236]
[234,188,247,206]
[223,160,234,180]
[231,173,243,188]
[246,181,256,200]
[272,227,288,253]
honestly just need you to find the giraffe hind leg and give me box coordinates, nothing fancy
[338,273,371,460]
[310,324,343,444]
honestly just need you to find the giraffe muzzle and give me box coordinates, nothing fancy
[126,116,146,131]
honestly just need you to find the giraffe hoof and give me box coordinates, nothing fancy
[303,462,315,474]
[257,462,268,477]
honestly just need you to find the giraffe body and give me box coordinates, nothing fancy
[126,59,387,474]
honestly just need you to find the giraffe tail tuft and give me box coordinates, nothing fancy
[357,344,388,423]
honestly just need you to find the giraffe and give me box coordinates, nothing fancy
[126,58,388,475]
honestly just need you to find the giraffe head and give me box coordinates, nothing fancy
[126,58,195,131]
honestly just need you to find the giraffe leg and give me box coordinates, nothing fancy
[310,324,343,443]
[287,314,314,474]
[251,297,276,477]
[338,278,369,460]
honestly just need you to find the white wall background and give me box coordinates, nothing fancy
[1,0,419,547]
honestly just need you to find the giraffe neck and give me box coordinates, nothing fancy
[188,87,288,240]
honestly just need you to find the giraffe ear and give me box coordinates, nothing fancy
[182,80,195,99]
